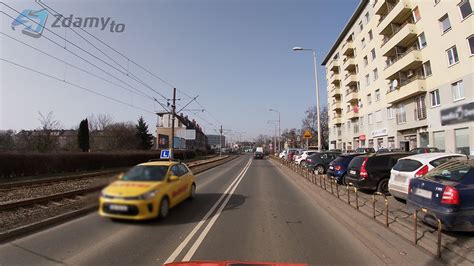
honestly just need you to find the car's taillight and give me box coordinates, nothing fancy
[415,165,429,177]
[334,165,342,171]
[441,186,460,205]
[360,157,369,179]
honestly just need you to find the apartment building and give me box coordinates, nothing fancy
[322,0,473,155]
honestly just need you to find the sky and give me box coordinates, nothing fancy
[0,0,359,141]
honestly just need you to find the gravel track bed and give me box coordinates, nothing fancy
[0,193,98,232]
[1,176,115,203]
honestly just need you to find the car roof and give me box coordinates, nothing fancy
[369,152,412,157]
[399,152,466,162]
[138,161,180,166]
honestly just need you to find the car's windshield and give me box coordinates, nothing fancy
[122,165,169,182]
[425,160,474,182]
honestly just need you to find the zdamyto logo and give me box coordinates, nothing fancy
[11,8,125,38]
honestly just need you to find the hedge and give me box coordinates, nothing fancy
[0,150,196,178]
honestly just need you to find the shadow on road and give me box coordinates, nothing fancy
[110,193,248,226]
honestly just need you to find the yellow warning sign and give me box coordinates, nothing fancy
[303,130,312,139]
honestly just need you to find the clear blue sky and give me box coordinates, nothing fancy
[0,0,359,140]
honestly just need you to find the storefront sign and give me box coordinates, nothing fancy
[371,128,387,138]
[441,102,474,126]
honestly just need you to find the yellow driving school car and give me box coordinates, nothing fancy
[99,160,196,220]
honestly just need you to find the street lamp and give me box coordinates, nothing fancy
[267,121,278,154]
[292,46,322,152]
[269,108,281,152]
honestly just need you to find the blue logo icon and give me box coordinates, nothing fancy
[160,150,170,159]
[11,9,49,38]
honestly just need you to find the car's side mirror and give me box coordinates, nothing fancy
[169,175,179,182]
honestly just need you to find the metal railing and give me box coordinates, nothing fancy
[381,20,413,47]
[414,107,427,120]
[377,0,400,26]
[384,46,420,69]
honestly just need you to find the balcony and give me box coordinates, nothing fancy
[381,23,418,55]
[385,47,422,80]
[344,73,358,86]
[342,42,355,56]
[377,0,413,33]
[330,73,341,85]
[347,108,360,120]
[346,90,358,103]
[386,75,426,104]
[329,60,339,72]
[333,116,342,125]
[331,101,342,111]
[343,57,356,71]
[330,85,342,96]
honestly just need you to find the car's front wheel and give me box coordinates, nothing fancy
[158,197,169,218]
[189,183,196,200]
[314,165,325,174]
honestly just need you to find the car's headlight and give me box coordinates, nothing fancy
[139,190,159,200]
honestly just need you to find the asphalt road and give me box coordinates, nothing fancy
[0,155,439,265]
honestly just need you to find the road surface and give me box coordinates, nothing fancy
[0,155,439,265]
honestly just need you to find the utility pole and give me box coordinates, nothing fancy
[170,87,177,160]
[219,125,223,157]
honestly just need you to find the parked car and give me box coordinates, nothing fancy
[355,147,376,153]
[279,150,287,159]
[389,153,466,200]
[345,152,412,193]
[295,150,318,165]
[304,151,342,174]
[327,153,365,185]
[410,147,440,154]
[407,159,474,231]
[377,148,403,154]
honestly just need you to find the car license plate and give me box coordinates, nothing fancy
[109,204,128,212]
[350,170,356,175]
[395,174,406,182]
[329,166,334,170]
[414,188,432,199]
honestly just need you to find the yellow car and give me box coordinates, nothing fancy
[99,160,196,220]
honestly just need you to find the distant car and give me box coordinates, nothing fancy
[304,151,342,174]
[295,150,318,165]
[279,150,287,159]
[410,147,440,154]
[99,160,195,220]
[327,153,365,185]
[355,147,376,153]
[377,148,403,154]
[407,159,474,231]
[254,151,264,159]
[345,152,412,194]
[389,153,466,200]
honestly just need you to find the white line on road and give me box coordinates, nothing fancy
[182,157,252,261]
[164,158,252,263]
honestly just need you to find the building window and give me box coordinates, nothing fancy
[365,12,370,23]
[452,80,465,101]
[446,46,459,66]
[468,35,474,55]
[422,61,432,77]
[418,32,427,48]
[415,95,427,120]
[361,38,366,48]
[373,68,378,81]
[434,0,441,5]
[433,131,445,151]
[368,30,373,41]
[365,74,370,86]
[430,89,441,107]
[368,113,373,125]
[375,110,382,123]
[375,89,381,101]
[359,21,363,31]
[413,6,421,22]
[459,0,472,20]
[371,48,376,60]
[455,128,470,155]
[363,56,368,66]
[439,14,452,33]
[387,107,394,119]
[396,103,406,124]
[367,93,372,104]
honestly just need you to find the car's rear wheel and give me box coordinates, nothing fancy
[189,183,196,200]
[314,165,325,174]
[158,197,169,218]
[377,179,389,194]
[341,174,347,185]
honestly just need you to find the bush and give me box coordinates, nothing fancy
[0,150,196,178]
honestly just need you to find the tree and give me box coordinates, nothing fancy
[35,111,61,152]
[78,119,90,152]
[135,116,153,150]
[301,106,329,150]
[0,130,15,151]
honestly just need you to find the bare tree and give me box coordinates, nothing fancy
[35,111,62,152]
[0,130,15,151]
[87,113,113,131]
[301,106,329,150]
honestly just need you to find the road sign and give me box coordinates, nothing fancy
[303,130,312,139]
[160,149,170,159]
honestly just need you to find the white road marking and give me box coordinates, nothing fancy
[164,158,252,263]
[182,158,252,261]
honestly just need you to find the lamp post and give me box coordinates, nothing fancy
[292,47,322,152]
[267,121,278,154]
[269,108,281,152]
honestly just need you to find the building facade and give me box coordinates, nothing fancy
[322,0,473,155]
[206,134,226,150]
[156,113,208,152]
